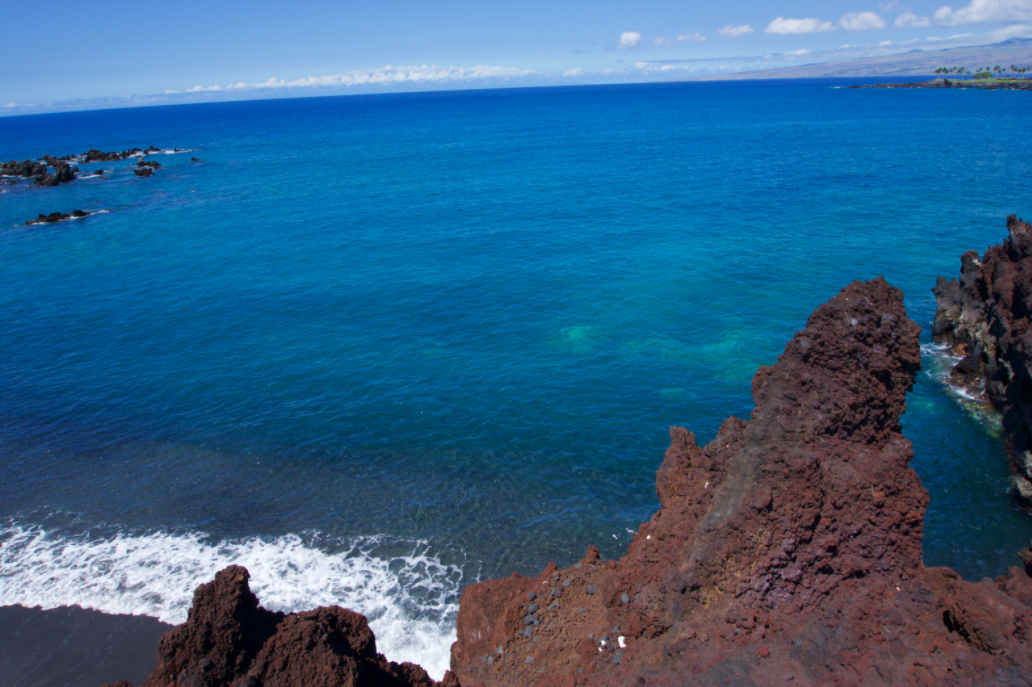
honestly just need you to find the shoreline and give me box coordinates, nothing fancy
[850,77,1032,90]
[0,604,171,687]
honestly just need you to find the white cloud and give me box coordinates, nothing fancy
[895,11,933,27]
[615,31,642,49]
[162,65,537,95]
[634,61,650,69]
[786,48,811,55]
[2,102,16,108]
[990,21,1032,37]
[719,24,755,37]
[766,17,837,34]
[654,32,707,46]
[934,0,1032,25]
[840,11,887,30]
[562,68,584,77]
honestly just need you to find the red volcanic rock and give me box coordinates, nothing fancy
[933,215,1032,503]
[451,277,1032,686]
[103,565,448,687]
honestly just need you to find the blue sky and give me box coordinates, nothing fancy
[2,0,1031,114]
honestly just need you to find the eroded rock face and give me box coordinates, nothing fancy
[933,215,1032,501]
[451,277,1032,686]
[106,566,450,687]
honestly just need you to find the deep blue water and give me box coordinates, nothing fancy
[1,80,1031,675]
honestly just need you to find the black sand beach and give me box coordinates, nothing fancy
[0,605,170,687]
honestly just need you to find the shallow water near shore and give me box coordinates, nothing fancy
[2,80,1032,677]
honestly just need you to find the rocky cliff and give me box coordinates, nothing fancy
[107,277,1032,687]
[933,215,1032,502]
[450,276,1032,686]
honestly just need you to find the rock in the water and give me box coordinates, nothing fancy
[84,148,123,162]
[25,209,90,225]
[33,162,76,186]
[104,565,448,687]
[933,215,1032,503]
[2,159,46,178]
[451,277,1032,686]
[134,167,153,177]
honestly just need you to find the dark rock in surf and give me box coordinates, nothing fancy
[103,566,450,687]
[25,209,90,225]
[84,148,122,162]
[134,167,153,177]
[33,163,76,186]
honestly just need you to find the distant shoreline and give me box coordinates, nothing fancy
[851,77,1032,91]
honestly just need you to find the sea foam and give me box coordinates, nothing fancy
[0,521,463,679]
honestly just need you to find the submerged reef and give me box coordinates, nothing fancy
[934,215,1032,504]
[106,277,1032,686]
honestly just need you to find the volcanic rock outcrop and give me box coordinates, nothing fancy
[102,566,450,687]
[452,277,1032,686]
[24,209,89,225]
[933,215,1032,502]
[0,146,169,186]
[107,277,1032,686]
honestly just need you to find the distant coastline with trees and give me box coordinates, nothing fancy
[853,63,1032,90]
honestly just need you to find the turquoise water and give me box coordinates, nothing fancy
[1,81,1031,675]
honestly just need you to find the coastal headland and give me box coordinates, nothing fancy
[96,275,1032,686]
[851,78,1032,90]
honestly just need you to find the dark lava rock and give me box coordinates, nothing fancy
[2,159,46,178]
[933,215,1032,503]
[84,148,122,162]
[452,277,1032,686]
[33,163,76,186]
[102,566,450,687]
[134,167,153,177]
[191,156,200,162]
[25,209,89,225]
[137,159,162,169]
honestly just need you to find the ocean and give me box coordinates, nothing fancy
[1,80,1031,679]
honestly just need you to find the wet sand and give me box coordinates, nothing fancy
[0,605,171,687]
